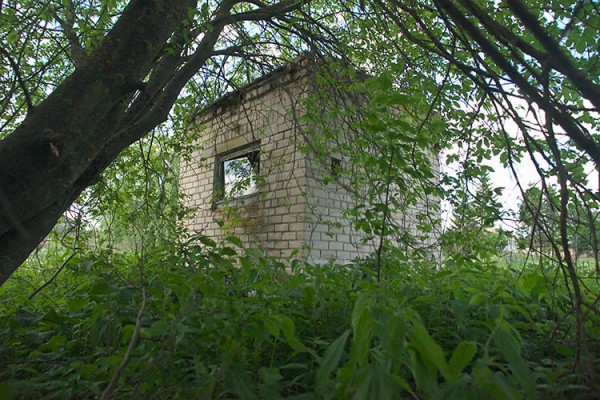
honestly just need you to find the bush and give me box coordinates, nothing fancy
[0,241,597,399]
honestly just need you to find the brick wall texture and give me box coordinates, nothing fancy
[179,61,439,264]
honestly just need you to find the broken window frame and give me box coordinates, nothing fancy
[213,142,261,203]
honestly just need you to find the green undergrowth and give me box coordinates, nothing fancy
[0,240,598,399]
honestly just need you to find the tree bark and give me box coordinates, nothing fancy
[0,0,197,285]
[0,0,309,286]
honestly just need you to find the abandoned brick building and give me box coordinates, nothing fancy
[179,57,439,264]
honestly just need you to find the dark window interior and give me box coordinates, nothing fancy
[331,157,342,178]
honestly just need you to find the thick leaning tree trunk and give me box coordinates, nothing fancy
[0,0,197,285]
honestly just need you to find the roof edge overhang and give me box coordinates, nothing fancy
[194,52,318,123]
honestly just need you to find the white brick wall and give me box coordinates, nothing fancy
[179,62,312,260]
[179,59,439,264]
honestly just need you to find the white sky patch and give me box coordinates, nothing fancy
[223,157,259,198]
[440,94,599,232]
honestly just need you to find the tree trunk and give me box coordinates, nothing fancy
[0,0,197,285]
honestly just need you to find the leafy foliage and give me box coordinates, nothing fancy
[1,241,598,399]
[0,0,599,397]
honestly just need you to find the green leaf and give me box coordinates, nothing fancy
[408,322,450,381]
[225,235,244,248]
[472,360,516,400]
[38,335,66,352]
[350,294,374,365]
[469,293,485,305]
[259,367,282,387]
[148,320,170,337]
[13,309,43,326]
[199,236,216,247]
[66,296,87,312]
[42,308,67,324]
[448,341,477,382]
[493,322,537,400]
[390,374,417,398]
[7,29,19,44]
[353,367,374,400]
[365,74,392,91]
[0,382,13,400]
[79,363,98,379]
[316,330,350,393]
[409,347,439,394]
[280,316,304,351]
[263,316,280,338]
[90,281,111,296]
[221,246,237,256]
[388,92,415,105]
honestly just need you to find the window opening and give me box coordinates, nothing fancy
[331,156,342,178]
[215,144,260,200]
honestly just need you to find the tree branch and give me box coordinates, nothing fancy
[0,46,34,111]
[28,252,76,299]
[433,0,600,165]
[54,0,87,67]
[505,0,600,111]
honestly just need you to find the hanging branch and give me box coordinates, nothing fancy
[432,0,600,165]
[505,0,600,111]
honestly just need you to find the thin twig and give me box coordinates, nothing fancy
[99,259,147,400]
[0,46,34,111]
[28,252,77,299]
[376,145,395,282]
